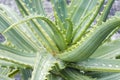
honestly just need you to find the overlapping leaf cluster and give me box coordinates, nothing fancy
[0,0,120,80]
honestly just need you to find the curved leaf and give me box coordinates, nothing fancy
[31,51,57,80]
[98,73,120,80]
[91,39,120,59]
[2,15,67,51]
[0,4,38,52]
[72,0,104,43]
[47,73,63,80]
[51,0,68,29]
[15,0,45,15]
[0,3,59,54]
[97,0,115,25]
[69,58,120,72]
[60,68,96,80]
[57,18,120,62]
[0,49,35,67]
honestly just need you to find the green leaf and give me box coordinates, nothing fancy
[66,19,73,45]
[31,0,45,15]
[0,66,17,80]
[98,73,120,80]
[15,0,60,53]
[60,68,96,80]
[91,39,120,59]
[20,68,32,80]
[2,15,67,51]
[0,59,23,68]
[72,0,104,43]
[69,58,120,72]
[97,0,115,25]
[51,0,67,24]
[31,51,57,80]
[47,73,63,80]
[0,4,38,52]
[0,8,58,53]
[68,0,99,26]
[0,47,35,67]
[15,0,45,15]
[57,18,120,62]
[0,42,35,57]
[86,71,115,79]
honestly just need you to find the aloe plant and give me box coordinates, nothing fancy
[1,0,120,80]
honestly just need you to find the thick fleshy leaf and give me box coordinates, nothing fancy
[57,17,120,62]
[51,0,68,29]
[66,19,73,44]
[47,73,63,80]
[31,51,57,80]
[2,15,67,51]
[91,39,120,59]
[97,0,115,25]
[0,3,59,53]
[0,66,18,80]
[0,4,38,52]
[20,68,32,80]
[15,0,61,52]
[68,0,99,26]
[69,58,120,72]
[72,0,104,43]
[15,0,45,15]
[60,68,96,80]
[15,0,59,52]
[0,49,35,67]
[0,59,23,68]
[98,73,120,80]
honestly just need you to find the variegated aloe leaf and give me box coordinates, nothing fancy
[71,0,104,43]
[0,4,38,52]
[31,51,60,80]
[57,17,120,62]
[69,58,120,72]
[0,59,24,68]
[97,0,115,25]
[15,0,45,16]
[51,0,105,45]
[68,0,98,26]
[20,68,32,80]
[98,73,120,80]
[1,0,120,80]
[47,73,63,80]
[0,66,18,80]
[1,2,65,80]
[91,39,120,59]
[88,72,120,80]
[3,13,120,63]
[51,0,68,30]
[0,2,59,53]
[0,47,35,67]
[4,0,120,63]
[60,68,96,80]
[15,0,67,51]
[0,41,61,80]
